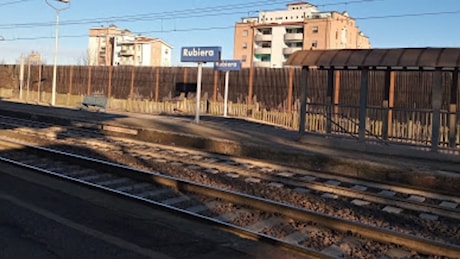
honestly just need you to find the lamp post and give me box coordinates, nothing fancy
[45,0,70,106]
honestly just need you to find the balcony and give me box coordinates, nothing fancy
[284,33,303,42]
[254,34,272,42]
[253,61,271,67]
[283,47,302,55]
[254,47,271,55]
[120,49,134,56]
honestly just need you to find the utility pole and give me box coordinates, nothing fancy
[45,0,71,106]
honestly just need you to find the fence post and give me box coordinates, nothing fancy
[299,67,309,137]
[326,68,335,133]
[333,70,341,120]
[358,68,369,141]
[37,64,42,102]
[155,67,160,102]
[388,71,395,137]
[382,69,394,140]
[213,70,218,102]
[87,65,92,95]
[448,69,458,148]
[67,66,73,106]
[108,66,113,98]
[130,65,135,100]
[248,66,254,106]
[287,67,293,113]
[183,67,188,85]
[431,68,442,152]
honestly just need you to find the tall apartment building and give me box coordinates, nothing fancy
[234,2,371,68]
[88,25,172,66]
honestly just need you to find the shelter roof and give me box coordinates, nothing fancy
[285,48,460,70]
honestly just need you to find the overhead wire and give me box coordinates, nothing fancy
[0,0,293,29]
[0,0,32,7]
[1,0,459,42]
[0,0,380,29]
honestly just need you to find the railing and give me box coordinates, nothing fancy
[283,47,302,55]
[117,99,460,152]
[254,47,272,55]
[7,86,460,153]
[284,33,303,42]
[254,34,272,42]
[253,61,271,67]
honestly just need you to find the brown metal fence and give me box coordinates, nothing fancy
[2,64,459,150]
[5,65,457,112]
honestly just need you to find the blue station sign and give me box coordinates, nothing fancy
[181,46,221,62]
[214,60,242,71]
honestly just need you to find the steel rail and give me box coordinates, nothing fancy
[0,138,329,258]
[0,138,458,258]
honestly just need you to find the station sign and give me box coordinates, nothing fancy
[181,46,221,63]
[214,60,242,71]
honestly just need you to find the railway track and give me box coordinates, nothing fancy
[0,138,459,258]
[1,114,460,257]
[1,115,459,222]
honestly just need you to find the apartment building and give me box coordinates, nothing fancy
[234,2,371,68]
[88,25,172,66]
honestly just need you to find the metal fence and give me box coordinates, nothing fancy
[1,64,459,152]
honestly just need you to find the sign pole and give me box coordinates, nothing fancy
[19,55,24,100]
[224,70,229,117]
[195,62,203,124]
[214,59,241,118]
[180,46,221,124]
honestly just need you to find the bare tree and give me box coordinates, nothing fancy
[75,49,90,65]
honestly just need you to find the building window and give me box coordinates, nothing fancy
[261,55,270,62]
[242,30,248,37]
[242,55,247,61]
[312,26,319,33]
[261,42,271,48]
[312,40,318,48]
[242,42,247,49]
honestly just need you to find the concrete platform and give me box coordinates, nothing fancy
[0,100,458,195]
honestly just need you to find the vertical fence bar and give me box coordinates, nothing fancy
[359,68,369,141]
[213,70,218,102]
[431,68,442,152]
[129,65,135,100]
[299,67,308,137]
[67,66,73,106]
[388,71,395,138]
[448,69,459,147]
[183,67,188,85]
[107,66,113,98]
[333,70,341,118]
[287,67,293,113]
[37,64,42,102]
[382,69,391,140]
[326,68,335,133]
[155,67,160,102]
[87,65,92,95]
[248,65,254,106]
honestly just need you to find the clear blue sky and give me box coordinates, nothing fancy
[0,0,459,65]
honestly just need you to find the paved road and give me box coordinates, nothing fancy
[0,162,303,258]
